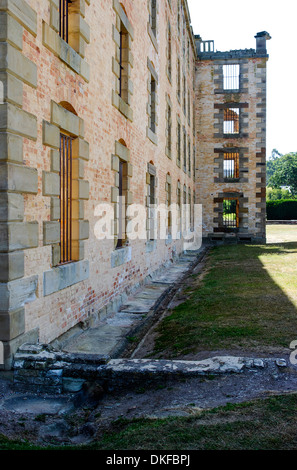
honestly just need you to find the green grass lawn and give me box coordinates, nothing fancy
[86,393,297,450]
[153,229,297,357]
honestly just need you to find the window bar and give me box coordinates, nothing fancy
[60,134,72,264]
[69,137,72,261]
[65,0,69,43]
[119,31,123,98]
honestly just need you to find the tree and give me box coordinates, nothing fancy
[269,153,297,197]
[267,149,283,182]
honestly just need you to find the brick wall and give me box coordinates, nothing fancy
[0,0,196,367]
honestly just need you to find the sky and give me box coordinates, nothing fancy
[187,0,297,159]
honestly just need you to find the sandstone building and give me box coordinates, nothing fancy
[0,0,270,368]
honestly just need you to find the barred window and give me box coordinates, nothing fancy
[224,153,239,179]
[166,102,172,154]
[119,23,129,103]
[188,138,191,175]
[166,180,172,234]
[59,0,71,43]
[223,108,239,134]
[149,174,156,241]
[177,58,181,101]
[183,127,187,171]
[223,64,240,90]
[149,0,157,37]
[223,198,239,229]
[116,160,127,249]
[60,133,73,264]
[149,74,157,133]
[177,121,181,166]
[167,22,172,81]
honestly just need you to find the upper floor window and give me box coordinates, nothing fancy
[119,23,129,103]
[177,58,181,101]
[224,153,239,179]
[177,121,181,166]
[224,107,239,135]
[117,159,128,249]
[149,0,157,37]
[223,64,240,90]
[149,73,157,134]
[167,22,172,81]
[59,0,71,43]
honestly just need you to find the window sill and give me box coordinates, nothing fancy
[43,260,89,296]
[111,246,132,268]
[147,23,158,53]
[146,240,156,253]
[42,21,89,82]
[147,127,158,145]
[112,91,133,122]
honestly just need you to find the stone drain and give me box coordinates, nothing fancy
[13,342,290,394]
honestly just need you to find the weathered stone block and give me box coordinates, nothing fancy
[0,162,38,194]
[43,221,60,246]
[0,132,23,163]
[50,149,60,173]
[0,43,37,87]
[0,0,37,37]
[0,251,24,281]
[51,101,80,136]
[0,327,39,370]
[0,308,25,341]
[0,193,23,221]
[0,275,38,312]
[0,11,23,50]
[43,121,60,149]
[0,72,23,107]
[0,103,37,140]
[0,221,38,252]
[42,171,60,197]
[50,197,60,221]
[43,260,89,296]
[115,140,130,162]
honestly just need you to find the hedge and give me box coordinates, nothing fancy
[266,199,297,220]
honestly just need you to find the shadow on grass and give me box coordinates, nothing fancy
[153,241,297,357]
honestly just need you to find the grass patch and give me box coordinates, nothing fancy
[77,394,297,450]
[153,240,297,356]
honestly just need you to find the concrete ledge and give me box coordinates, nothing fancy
[43,259,89,296]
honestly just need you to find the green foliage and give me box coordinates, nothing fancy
[266,199,297,220]
[266,187,293,201]
[267,151,297,196]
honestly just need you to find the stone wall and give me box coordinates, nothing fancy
[195,34,270,244]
